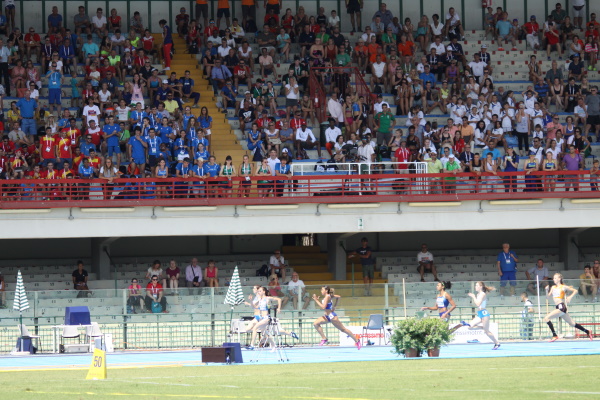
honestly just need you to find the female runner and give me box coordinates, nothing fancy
[460,281,501,350]
[246,286,298,350]
[421,281,457,322]
[544,273,593,342]
[312,286,361,349]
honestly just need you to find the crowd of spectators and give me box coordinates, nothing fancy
[0,3,599,201]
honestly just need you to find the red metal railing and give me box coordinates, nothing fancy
[0,171,598,209]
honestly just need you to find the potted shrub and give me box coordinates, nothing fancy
[391,317,454,358]
[421,318,453,357]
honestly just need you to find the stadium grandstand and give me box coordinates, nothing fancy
[0,0,600,360]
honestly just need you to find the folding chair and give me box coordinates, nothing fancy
[61,325,81,345]
[18,324,41,352]
[361,314,385,346]
[85,322,105,351]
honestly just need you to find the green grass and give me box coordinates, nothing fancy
[1,356,599,399]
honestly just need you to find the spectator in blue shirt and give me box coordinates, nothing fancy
[210,59,232,94]
[203,155,220,197]
[220,81,238,109]
[419,65,436,87]
[496,242,519,296]
[145,129,162,168]
[481,141,502,163]
[78,158,95,200]
[16,91,38,136]
[103,115,122,167]
[155,80,172,107]
[47,6,63,34]
[495,13,515,49]
[175,157,192,198]
[59,38,76,74]
[128,127,148,172]
[46,63,63,115]
[534,78,550,108]
[80,134,96,156]
[180,70,200,108]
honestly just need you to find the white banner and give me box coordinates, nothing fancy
[339,325,393,346]
[449,323,499,344]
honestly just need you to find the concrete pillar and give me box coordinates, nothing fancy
[91,237,120,280]
[327,233,354,281]
[558,228,588,270]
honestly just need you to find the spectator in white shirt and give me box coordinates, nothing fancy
[91,8,108,37]
[324,118,342,157]
[295,123,321,158]
[417,243,439,282]
[288,272,311,309]
[328,93,344,125]
[269,249,287,279]
[468,53,487,83]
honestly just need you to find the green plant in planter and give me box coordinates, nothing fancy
[391,317,454,357]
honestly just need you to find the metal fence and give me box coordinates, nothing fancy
[1,280,598,353]
[1,170,599,209]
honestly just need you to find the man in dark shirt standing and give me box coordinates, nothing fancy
[349,237,375,296]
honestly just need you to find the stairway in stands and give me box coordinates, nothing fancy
[283,245,385,285]
[169,35,247,162]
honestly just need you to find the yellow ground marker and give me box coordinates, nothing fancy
[85,348,107,380]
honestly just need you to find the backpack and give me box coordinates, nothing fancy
[377,145,391,159]
[252,146,264,162]
[314,160,325,172]
[326,159,339,171]
[297,148,308,160]
[189,40,199,54]
[256,264,269,277]
[373,84,383,94]
[151,301,163,313]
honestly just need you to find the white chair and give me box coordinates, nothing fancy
[61,325,81,345]
[361,314,385,346]
[18,324,41,352]
[85,322,105,351]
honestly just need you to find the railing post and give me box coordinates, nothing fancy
[384,283,389,309]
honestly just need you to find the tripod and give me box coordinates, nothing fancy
[250,308,290,363]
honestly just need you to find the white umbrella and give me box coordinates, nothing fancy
[13,270,30,352]
[224,266,245,320]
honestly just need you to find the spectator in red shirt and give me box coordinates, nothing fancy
[393,140,411,173]
[87,149,102,170]
[86,120,103,147]
[43,161,59,179]
[39,128,56,166]
[59,160,75,178]
[289,111,306,131]
[584,25,599,41]
[523,15,541,50]
[145,276,168,312]
[0,148,8,175]
[8,148,28,178]
[204,20,219,45]
[233,60,252,87]
[545,22,562,59]
[24,27,41,61]
[72,147,85,169]
[108,8,122,33]
[63,118,81,150]
[56,130,73,167]
[1,135,15,156]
